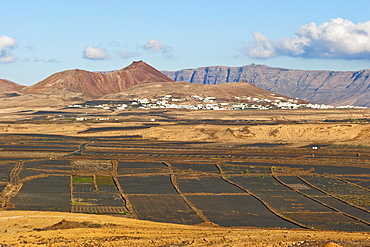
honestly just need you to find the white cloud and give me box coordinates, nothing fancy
[142,39,173,56]
[118,51,139,59]
[23,57,60,63]
[0,35,17,63]
[143,40,164,51]
[247,18,370,60]
[82,46,109,60]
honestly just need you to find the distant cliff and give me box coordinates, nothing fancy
[162,65,370,107]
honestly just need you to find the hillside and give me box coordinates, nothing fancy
[23,61,173,97]
[0,79,25,93]
[162,65,370,107]
[1,211,364,246]
[103,80,296,102]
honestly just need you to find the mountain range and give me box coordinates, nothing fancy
[1,61,369,107]
[162,65,370,107]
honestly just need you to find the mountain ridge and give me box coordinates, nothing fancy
[0,79,25,93]
[22,61,174,98]
[162,65,370,107]
[2,62,370,107]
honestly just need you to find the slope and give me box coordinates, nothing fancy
[0,79,25,93]
[103,80,296,102]
[22,61,174,98]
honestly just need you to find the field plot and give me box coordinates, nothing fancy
[302,175,370,210]
[277,176,370,225]
[72,192,124,207]
[178,177,244,194]
[10,176,70,211]
[20,160,71,179]
[221,164,271,175]
[187,194,300,228]
[227,175,368,230]
[127,194,203,225]
[344,176,370,189]
[0,144,77,152]
[72,160,112,172]
[117,161,167,175]
[284,212,370,231]
[229,176,291,192]
[171,162,219,174]
[71,175,127,214]
[0,163,15,181]
[118,175,177,194]
[226,161,314,173]
[309,165,370,175]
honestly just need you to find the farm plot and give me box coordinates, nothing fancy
[117,161,167,175]
[227,175,364,230]
[226,162,317,173]
[72,160,112,172]
[0,163,15,181]
[20,160,71,179]
[220,164,271,175]
[0,144,76,152]
[71,175,127,214]
[96,176,118,193]
[24,159,71,170]
[117,175,177,194]
[343,177,370,189]
[186,194,301,228]
[277,176,370,224]
[284,212,370,231]
[302,176,370,210]
[171,162,219,174]
[10,176,70,212]
[127,194,203,225]
[177,177,244,194]
[309,165,370,175]
[72,192,124,207]
[229,176,291,192]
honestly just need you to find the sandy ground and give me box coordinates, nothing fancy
[1,121,369,147]
[0,211,369,247]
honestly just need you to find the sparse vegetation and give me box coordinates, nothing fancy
[72,176,94,183]
[328,144,369,149]
[96,176,115,185]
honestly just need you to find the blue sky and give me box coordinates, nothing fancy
[1,0,370,86]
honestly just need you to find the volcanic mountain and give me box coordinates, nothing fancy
[23,61,174,98]
[0,79,25,92]
[162,65,370,107]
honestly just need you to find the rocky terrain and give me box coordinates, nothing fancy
[162,65,370,107]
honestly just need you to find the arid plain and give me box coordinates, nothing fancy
[0,106,370,246]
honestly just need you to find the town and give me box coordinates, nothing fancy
[69,94,365,111]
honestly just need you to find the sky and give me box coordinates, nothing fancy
[1,0,370,86]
